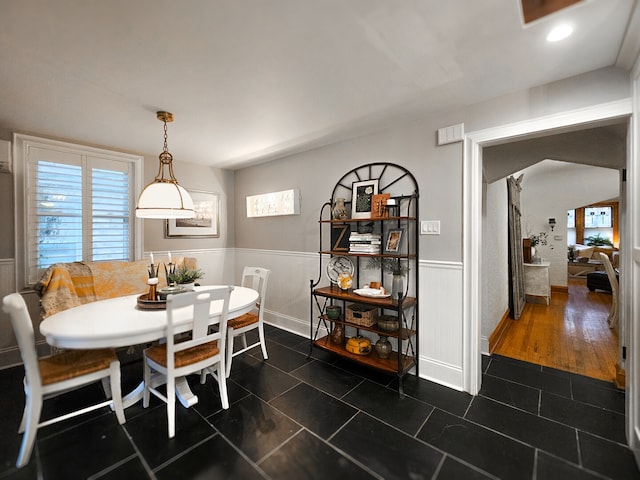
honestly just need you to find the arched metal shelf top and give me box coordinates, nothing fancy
[330,162,419,205]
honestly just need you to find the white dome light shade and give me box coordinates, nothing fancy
[135,111,195,219]
[135,181,194,219]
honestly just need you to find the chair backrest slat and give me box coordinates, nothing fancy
[241,267,270,312]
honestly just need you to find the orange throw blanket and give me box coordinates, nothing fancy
[35,262,97,318]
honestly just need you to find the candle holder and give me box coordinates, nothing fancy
[148,263,158,279]
[147,277,159,301]
[164,262,176,287]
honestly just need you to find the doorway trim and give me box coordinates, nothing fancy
[463,98,632,395]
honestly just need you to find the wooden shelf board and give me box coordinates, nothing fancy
[313,286,416,308]
[320,216,417,224]
[320,315,415,339]
[313,335,415,375]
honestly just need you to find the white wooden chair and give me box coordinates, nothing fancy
[2,293,125,468]
[143,287,232,438]
[598,252,619,328]
[226,267,271,377]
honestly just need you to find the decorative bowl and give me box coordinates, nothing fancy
[377,316,399,332]
[158,285,186,300]
[326,305,342,319]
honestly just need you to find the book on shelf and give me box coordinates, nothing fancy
[349,232,381,253]
[349,245,381,253]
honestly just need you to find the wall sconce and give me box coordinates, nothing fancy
[548,218,556,231]
[246,189,300,217]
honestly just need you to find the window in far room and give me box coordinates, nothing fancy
[567,203,618,248]
[584,206,612,228]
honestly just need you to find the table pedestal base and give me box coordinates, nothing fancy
[119,375,198,410]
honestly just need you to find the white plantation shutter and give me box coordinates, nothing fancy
[90,157,131,261]
[21,140,139,285]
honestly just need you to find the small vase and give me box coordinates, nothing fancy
[375,335,392,359]
[391,274,404,300]
[331,323,345,345]
[532,249,541,264]
[332,198,348,220]
[180,282,196,291]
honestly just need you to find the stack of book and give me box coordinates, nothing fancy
[349,233,381,254]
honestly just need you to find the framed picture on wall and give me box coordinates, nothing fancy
[351,180,378,219]
[166,190,219,238]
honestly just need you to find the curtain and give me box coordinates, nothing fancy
[507,175,525,319]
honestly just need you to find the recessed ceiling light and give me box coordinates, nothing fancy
[546,24,573,42]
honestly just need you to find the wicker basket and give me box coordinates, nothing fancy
[346,303,378,327]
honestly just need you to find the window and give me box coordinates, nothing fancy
[14,134,142,287]
[584,206,612,228]
[567,209,575,229]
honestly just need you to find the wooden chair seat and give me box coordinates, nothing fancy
[228,312,258,330]
[39,349,117,385]
[145,340,219,369]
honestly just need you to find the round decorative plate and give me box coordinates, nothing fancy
[327,256,355,284]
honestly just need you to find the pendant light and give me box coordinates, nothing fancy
[135,111,194,219]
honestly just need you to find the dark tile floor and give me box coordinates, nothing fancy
[1,325,639,479]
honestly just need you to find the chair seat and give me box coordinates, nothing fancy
[228,312,258,330]
[145,340,219,368]
[39,349,117,385]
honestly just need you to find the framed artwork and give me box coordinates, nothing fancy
[166,190,219,238]
[351,179,378,219]
[371,193,390,219]
[385,228,403,253]
[331,223,350,251]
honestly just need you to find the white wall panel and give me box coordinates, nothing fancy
[235,248,317,338]
[0,259,21,368]
[418,260,464,390]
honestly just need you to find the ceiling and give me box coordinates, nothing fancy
[0,0,638,170]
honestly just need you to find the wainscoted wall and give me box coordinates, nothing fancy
[235,248,319,336]
[163,248,237,286]
[1,250,467,392]
[418,260,464,390]
[0,258,20,368]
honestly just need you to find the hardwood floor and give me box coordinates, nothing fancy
[494,277,619,382]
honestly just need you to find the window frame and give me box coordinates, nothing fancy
[13,133,143,289]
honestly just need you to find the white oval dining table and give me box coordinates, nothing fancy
[40,285,259,408]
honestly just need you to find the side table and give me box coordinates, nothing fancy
[524,262,551,305]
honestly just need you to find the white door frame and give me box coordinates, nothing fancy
[627,62,640,463]
[463,98,632,395]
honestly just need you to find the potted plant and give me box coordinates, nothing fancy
[366,257,409,299]
[167,265,204,290]
[584,233,614,247]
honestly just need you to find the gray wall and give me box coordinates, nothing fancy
[235,66,630,262]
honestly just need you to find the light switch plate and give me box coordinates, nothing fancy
[421,220,440,235]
